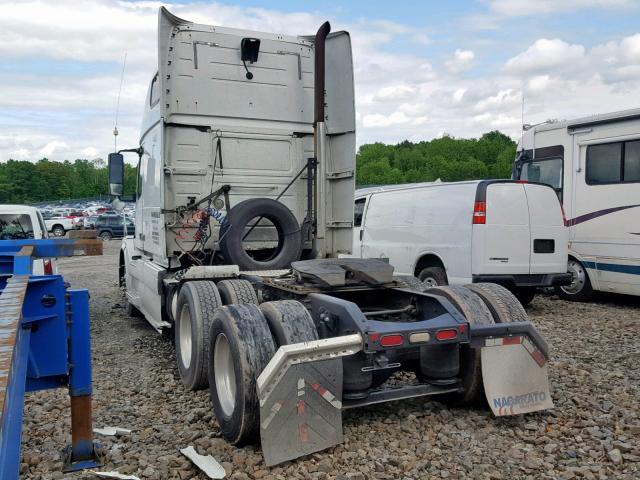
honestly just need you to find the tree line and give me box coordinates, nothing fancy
[0,159,137,204]
[0,131,516,203]
[355,131,516,185]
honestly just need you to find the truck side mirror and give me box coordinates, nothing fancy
[108,153,124,196]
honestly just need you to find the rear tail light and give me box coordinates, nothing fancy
[44,259,53,275]
[435,329,458,341]
[409,332,431,344]
[379,334,404,347]
[472,201,486,224]
[515,180,528,184]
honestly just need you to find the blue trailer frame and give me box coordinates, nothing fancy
[0,239,101,478]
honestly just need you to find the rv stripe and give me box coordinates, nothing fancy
[583,261,640,276]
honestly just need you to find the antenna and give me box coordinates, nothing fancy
[114,51,128,152]
[520,87,525,147]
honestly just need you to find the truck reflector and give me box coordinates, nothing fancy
[473,201,487,224]
[435,329,458,341]
[379,334,403,347]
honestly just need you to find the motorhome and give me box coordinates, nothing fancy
[513,109,640,301]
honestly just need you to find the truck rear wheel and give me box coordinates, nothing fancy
[217,279,259,305]
[426,285,494,406]
[175,281,222,391]
[466,283,528,324]
[208,304,276,445]
[260,300,318,346]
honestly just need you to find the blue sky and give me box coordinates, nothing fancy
[1,0,639,162]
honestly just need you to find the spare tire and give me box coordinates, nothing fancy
[220,198,302,271]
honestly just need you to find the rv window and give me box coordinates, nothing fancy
[520,158,562,190]
[586,143,622,184]
[354,198,366,227]
[624,140,640,182]
[150,73,160,107]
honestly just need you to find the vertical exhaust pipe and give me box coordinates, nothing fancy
[311,21,330,256]
[314,21,331,127]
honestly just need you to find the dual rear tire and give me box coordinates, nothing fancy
[174,279,315,445]
[426,283,529,407]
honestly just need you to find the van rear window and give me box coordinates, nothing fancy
[0,214,34,240]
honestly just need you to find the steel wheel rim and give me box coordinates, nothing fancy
[214,333,236,417]
[561,260,586,295]
[423,277,439,288]
[178,305,192,369]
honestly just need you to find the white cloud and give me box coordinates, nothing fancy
[373,85,419,102]
[362,111,427,128]
[486,0,634,17]
[39,140,69,157]
[446,49,475,73]
[475,89,520,112]
[82,146,100,158]
[504,38,585,75]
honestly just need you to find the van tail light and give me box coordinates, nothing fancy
[472,201,486,224]
[44,259,53,275]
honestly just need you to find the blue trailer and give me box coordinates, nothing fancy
[0,239,102,478]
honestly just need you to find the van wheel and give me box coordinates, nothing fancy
[512,287,536,307]
[208,304,276,445]
[217,279,259,305]
[556,258,594,302]
[418,267,448,287]
[176,281,222,390]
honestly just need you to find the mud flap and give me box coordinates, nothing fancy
[481,336,554,416]
[256,334,362,466]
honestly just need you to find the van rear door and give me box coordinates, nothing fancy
[524,183,568,274]
[472,182,531,275]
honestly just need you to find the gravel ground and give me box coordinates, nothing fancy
[19,242,639,480]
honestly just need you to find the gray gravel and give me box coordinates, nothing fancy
[20,242,640,479]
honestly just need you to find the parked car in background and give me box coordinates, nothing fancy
[513,108,640,301]
[353,180,571,305]
[42,214,75,237]
[83,215,99,229]
[96,215,135,241]
[0,205,57,274]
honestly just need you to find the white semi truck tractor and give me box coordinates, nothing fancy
[109,7,554,465]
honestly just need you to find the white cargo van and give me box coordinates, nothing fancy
[353,180,571,304]
[513,108,640,301]
[0,205,57,275]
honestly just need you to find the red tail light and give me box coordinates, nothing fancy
[473,201,486,224]
[515,180,528,184]
[44,259,53,275]
[379,334,404,347]
[435,329,458,341]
